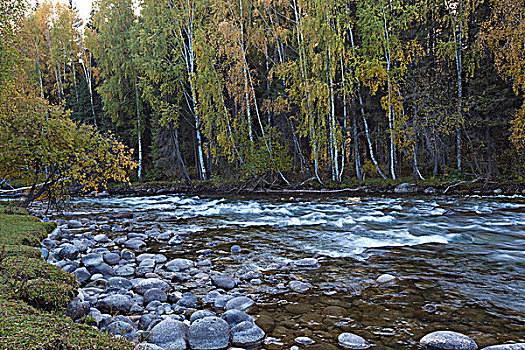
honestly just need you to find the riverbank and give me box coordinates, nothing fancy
[0,204,132,349]
[103,177,525,198]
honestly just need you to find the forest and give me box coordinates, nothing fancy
[2,0,525,191]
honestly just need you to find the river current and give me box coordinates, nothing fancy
[72,194,525,349]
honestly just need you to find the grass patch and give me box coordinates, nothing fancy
[0,214,56,246]
[0,298,132,349]
[0,209,134,349]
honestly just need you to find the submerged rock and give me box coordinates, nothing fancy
[288,280,311,292]
[293,258,320,269]
[338,333,371,349]
[420,331,478,350]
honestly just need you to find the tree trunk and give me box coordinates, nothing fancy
[349,25,387,179]
[134,77,142,180]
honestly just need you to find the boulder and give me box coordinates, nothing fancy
[188,316,230,350]
[73,267,91,284]
[68,220,82,229]
[103,252,121,265]
[66,298,90,320]
[147,318,188,350]
[166,258,195,272]
[230,321,265,348]
[94,234,110,243]
[59,244,79,260]
[211,274,236,290]
[190,310,216,323]
[338,333,371,349]
[97,294,133,314]
[481,345,525,350]
[420,331,478,350]
[107,277,133,290]
[134,278,171,294]
[221,310,252,328]
[115,211,134,219]
[107,321,138,342]
[394,183,418,194]
[293,258,319,269]
[81,253,104,267]
[88,262,115,277]
[144,288,168,304]
[225,296,254,312]
[288,280,311,293]
[136,343,164,350]
[124,239,146,251]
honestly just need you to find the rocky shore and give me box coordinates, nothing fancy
[36,208,524,350]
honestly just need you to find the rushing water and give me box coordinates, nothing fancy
[71,194,525,349]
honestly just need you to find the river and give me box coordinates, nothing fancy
[70,193,525,349]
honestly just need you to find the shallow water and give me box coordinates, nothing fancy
[73,194,525,349]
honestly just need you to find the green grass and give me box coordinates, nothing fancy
[0,207,134,349]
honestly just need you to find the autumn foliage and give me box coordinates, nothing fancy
[0,0,136,206]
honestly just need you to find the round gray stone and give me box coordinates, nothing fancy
[147,318,188,349]
[211,274,236,290]
[338,333,371,349]
[166,258,194,272]
[97,294,133,314]
[107,321,138,342]
[288,280,311,293]
[103,252,121,265]
[221,309,252,328]
[73,267,91,284]
[124,239,146,250]
[144,288,168,304]
[66,298,90,320]
[134,278,171,294]
[293,258,319,269]
[230,321,265,348]
[188,316,229,350]
[59,244,80,260]
[481,345,525,350]
[225,296,254,312]
[420,331,478,350]
[190,310,216,323]
[107,277,133,290]
[82,253,104,267]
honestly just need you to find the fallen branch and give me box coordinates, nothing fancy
[444,177,481,194]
